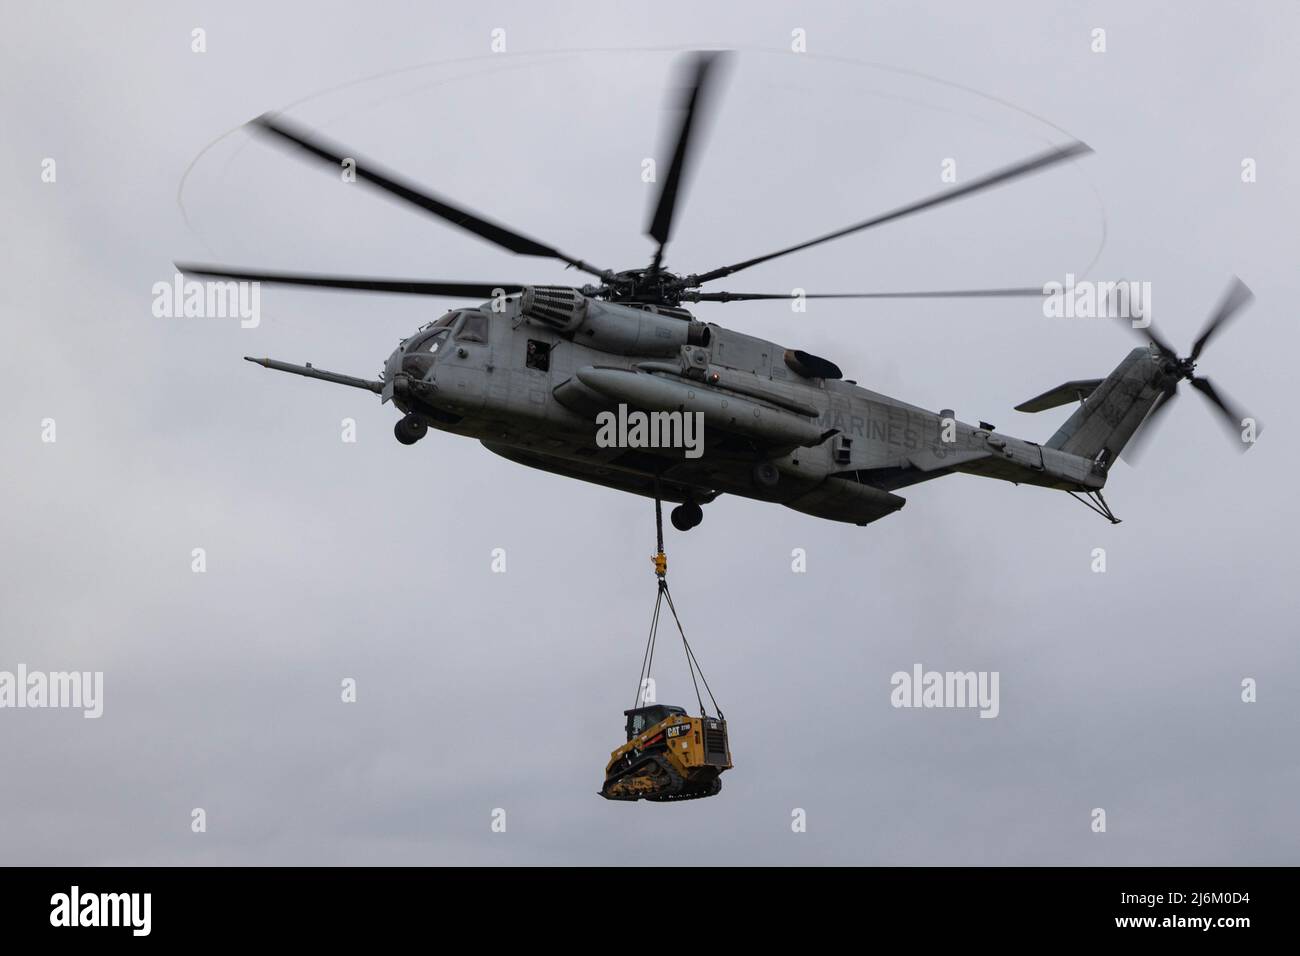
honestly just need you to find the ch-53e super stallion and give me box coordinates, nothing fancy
[179,53,1257,532]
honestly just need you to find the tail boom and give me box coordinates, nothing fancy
[1042,347,1170,466]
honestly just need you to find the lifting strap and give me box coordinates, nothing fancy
[633,484,723,719]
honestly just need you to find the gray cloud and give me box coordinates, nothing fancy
[1,0,1297,865]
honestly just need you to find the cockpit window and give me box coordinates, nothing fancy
[405,328,451,354]
[420,330,450,354]
[458,313,489,344]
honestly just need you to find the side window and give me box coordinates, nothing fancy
[525,339,551,372]
[458,313,489,344]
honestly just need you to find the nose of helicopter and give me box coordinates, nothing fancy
[381,339,439,404]
[380,346,403,403]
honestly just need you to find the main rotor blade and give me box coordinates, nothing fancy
[1120,388,1175,466]
[250,113,610,279]
[175,263,521,299]
[690,141,1092,284]
[647,52,729,273]
[685,286,1047,303]
[1190,276,1253,360]
[1188,377,1258,451]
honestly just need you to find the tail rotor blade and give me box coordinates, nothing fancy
[1189,377,1258,451]
[1120,388,1176,466]
[1190,276,1254,360]
[1114,311,1177,359]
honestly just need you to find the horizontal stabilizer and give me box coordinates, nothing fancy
[1015,378,1104,413]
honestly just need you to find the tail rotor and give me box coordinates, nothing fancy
[1118,277,1259,463]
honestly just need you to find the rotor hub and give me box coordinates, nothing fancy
[1162,355,1197,380]
[602,269,687,306]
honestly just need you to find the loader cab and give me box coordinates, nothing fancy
[624,704,686,741]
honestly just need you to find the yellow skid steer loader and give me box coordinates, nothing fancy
[600,705,732,801]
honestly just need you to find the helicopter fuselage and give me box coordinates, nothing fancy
[377,291,1111,527]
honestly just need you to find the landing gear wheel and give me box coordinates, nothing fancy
[394,414,427,445]
[751,462,780,488]
[670,501,703,531]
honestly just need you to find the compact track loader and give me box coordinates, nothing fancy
[600,704,732,801]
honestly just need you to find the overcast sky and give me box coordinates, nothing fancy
[2,1,1298,865]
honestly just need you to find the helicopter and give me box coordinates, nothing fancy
[178,52,1257,532]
